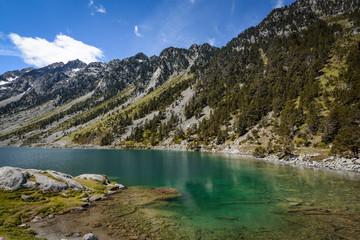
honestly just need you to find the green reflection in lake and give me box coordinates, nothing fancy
[1,147,359,239]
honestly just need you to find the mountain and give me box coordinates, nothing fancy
[0,0,359,159]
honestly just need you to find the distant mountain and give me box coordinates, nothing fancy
[0,0,359,159]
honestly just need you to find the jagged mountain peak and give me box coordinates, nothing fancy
[63,59,87,69]
[133,52,148,61]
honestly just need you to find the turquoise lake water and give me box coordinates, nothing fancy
[1,147,360,239]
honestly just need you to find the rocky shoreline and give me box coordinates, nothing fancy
[20,141,360,175]
[151,144,360,174]
[262,154,360,173]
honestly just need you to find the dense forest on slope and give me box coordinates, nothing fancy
[0,0,359,159]
[112,12,360,158]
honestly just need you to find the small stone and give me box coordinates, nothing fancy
[82,203,90,208]
[31,216,42,223]
[21,195,31,201]
[286,198,304,206]
[93,222,102,228]
[107,190,116,195]
[62,193,69,197]
[89,195,103,202]
[73,232,82,237]
[72,207,86,212]
[48,214,55,219]
[19,223,27,228]
[83,233,98,240]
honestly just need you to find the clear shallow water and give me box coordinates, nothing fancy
[1,147,360,239]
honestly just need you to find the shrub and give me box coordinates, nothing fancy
[253,146,266,158]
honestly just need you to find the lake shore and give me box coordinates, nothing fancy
[22,141,360,175]
[1,149,360,239]
[29,186,183,240]
[0,166,182,240]
[154,144,360,174]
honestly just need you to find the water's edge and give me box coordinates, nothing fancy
[12,144,360,175]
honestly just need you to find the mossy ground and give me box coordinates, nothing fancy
[0,179,114,240]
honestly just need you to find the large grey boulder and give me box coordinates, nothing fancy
[33,173,67,192]
[75,174,110,184]
[48,171,84,191]
[0,166,27,190]
[0,166,85,192]
[0,166,120,193]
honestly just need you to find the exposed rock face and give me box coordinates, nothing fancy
[0,166,109,191]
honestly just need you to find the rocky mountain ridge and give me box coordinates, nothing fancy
[0,0,359,161]
[0,43,216,113]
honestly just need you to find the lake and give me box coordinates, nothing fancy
[1,147,360,239]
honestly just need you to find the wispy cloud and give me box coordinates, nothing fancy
[0,32,6,40]
[115,19,129,25]
[9,33,103,67]
[231,0,235,15]
[88,0,106,15]
[134,25,143,37]
[189,0,195,3]
[207,38,215,46]
[274,0,285,9]
[95,4,106,13]
[0,49,20,57]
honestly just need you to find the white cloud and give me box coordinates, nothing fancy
[88,0,106,15]
[134,25,143,37]
[95,4,106,13]
[274,0,285,8]
[208,38,215,46]
[9,33,103,67]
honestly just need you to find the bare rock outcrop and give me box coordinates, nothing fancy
[0,166,109,192]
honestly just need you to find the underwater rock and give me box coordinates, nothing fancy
[286,197,304,206]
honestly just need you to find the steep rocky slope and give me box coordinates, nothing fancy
[0,0,359,160]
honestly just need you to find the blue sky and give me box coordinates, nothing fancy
[0,0,296,74]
